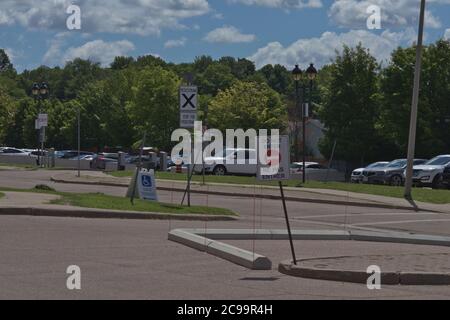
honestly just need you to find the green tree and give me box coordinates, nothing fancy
[196,63,236,96]
[0,86,16,144]
[208,81,287,132]
[0,49,13,73]
[318,45,385,165]
[127,66,180,151]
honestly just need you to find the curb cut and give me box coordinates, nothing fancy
[51,176,429,212]
[0,206,238,222]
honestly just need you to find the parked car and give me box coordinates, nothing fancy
[442,164,450,189]
[290,162,336,174]
[362,158,428,186]
[0,148,32,156]
[194,148,257,176]
[351,161,389,183]
[411,155,450,189]
[58,150,95,159]
[94,153,118,170]
[30,150,48,157]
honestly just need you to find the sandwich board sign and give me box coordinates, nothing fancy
[180,86,197,128]
[257,135,290,181]
[137,169,158,201]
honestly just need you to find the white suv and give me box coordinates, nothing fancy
[411,155,450,188]
[193,148,257,176]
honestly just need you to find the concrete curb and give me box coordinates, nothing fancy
[0,206,238,222]
[168,229,271,270]
[50,176,429,212]
[169,228,450,282]
[278,260,450,285]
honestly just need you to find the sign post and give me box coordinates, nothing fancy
[36,114,48,167]
[180,85,198,207]
[257,135,297,265]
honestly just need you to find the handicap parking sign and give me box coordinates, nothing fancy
[141,175,152,187]
[137,170,158,201]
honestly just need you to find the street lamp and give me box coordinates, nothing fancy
[292,63,317,184]
[292,65,302,163]
[31,82,49,167]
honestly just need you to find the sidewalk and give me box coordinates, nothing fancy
[51,171,450,214]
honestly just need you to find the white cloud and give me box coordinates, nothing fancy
[229,0,322,9]
[328,0,448,29]
[204,26,256,43]
[164,37,187,48]
[0,0,210,35]
[4,48,16,62]
[248,28,417,69]
[61,40,135,66]
[445,29,450,40]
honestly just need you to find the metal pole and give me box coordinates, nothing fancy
[35,97,40,167]
[130,132,146,205]
[77,106,81,177]
[326,139,337,183]
[302,85,306,184]
[41,126,45,168]
[279,181,297,265]
[202,105,208,185]
[294,81,300,162]
[404,0,426,200]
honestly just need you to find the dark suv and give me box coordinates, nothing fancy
[362,158,428,186]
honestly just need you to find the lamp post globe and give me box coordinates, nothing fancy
[306,63,317,81]
[292,64,302,82]
[32,83,40,97]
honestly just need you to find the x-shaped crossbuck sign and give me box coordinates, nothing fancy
[181,93,196,109]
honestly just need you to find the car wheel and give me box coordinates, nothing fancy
[389,175,403,187]
[432,174,444,189]
[213,165,227,176]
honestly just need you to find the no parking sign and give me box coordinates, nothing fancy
[257,135,290,181]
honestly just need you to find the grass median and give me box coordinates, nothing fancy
[109,171,450,204]
[302,181,450,205]
[0,186,236,216]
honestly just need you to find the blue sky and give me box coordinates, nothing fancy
[1,0,449,72]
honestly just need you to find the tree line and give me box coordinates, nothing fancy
[0,38,449,165]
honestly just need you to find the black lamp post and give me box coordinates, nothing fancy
[303,63,317,183]
[292,65,302,163]
[292,63,317,183]
[31,82,49,166]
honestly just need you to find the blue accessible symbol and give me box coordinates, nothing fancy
[141,175,152,187]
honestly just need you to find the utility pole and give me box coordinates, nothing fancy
[404,0,426,200]
[77,105,81,177]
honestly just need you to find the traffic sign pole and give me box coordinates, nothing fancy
[179,83,198,207]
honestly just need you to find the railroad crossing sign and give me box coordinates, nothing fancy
[180,86,198,128]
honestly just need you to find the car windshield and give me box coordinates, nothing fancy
[425,156,450,166]
[386,159,406,168]
[366,162,386,169]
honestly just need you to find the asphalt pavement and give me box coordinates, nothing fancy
[0,169,449,299]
